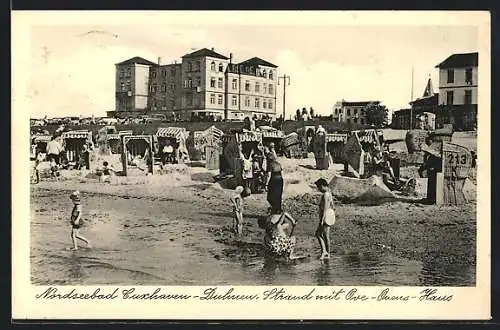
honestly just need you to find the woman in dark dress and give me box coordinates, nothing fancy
[265,153,284,213]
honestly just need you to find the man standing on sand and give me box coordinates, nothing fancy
[46,135,63,165]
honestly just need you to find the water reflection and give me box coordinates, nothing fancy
[67,252,84,283]
[314,262,330,285]
[419,252,475,286]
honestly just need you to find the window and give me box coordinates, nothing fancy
[255,98,260,108]
[162,84,167,92]
[263,84,267,94]
[268,101,273,109]
[162,69,167,76]
[262,70,267,78]
[210,94,215,104]
[269,71,273,80]
[126,68,131,77]
[171,68,176,76]
[187,62,192,72]
[347,109,351,116]
[232,95,237,106]
[263,100,267,109]
[465,68,473,84]
[120,69,124,77]
[446,91,454,105]
[188,79,192,88]
[354,109,358,115]
[210,78,216,88]
[255,83,260,93]
[447,69,454,83]
[196,77,201,87]
[464,90,472,104]
[218,77,223,89]
[187,93,193,106]
[219,63,224,72]
[245,81,250,92]
[152,72,157,78]
[126,80,131,91]
[334,109,338,114]
[184,80,188,88]
[151,84,157,92]
[232,79,238,90]
[268,84,273,94]
[120,82,126,92]
[218,94,223,105]
[210,62,215,71]
[245,97,250,107]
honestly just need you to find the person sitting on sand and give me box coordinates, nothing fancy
[230,186,249,237]
[99,161,115,183]
[315,178,335,260]
[258,210,298,260]
[69,191,91,250]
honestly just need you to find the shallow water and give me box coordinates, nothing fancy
[31,189,475,286]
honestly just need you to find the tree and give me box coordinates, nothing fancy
[296,109,301,121]
[309,107,314,118]
[364,103,389,127]
[301,107,308,115]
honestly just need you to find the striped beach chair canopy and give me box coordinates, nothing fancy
[326,133,348,143]
[33,135,52,143]
[62,130,92,140]
[156,127,185,141]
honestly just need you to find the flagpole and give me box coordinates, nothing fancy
[410,66,414,130]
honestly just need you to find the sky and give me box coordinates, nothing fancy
[25,16,478,119]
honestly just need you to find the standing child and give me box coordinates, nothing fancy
[230,186,246,237]
[314,178,335,260]
[69,191,91,250]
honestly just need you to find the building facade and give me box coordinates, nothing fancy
[112,48,278,121]
[434,52,478,131]
[332,100,381,125]
[392,52,478,131]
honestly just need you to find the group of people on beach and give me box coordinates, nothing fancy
[231,143,336,260]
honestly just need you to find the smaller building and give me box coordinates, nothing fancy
[392,77,439,129]
[332,100,381,125]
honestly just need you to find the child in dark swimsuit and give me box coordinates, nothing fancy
[69,191,91,250]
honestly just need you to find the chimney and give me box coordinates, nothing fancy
[157,57,161,65]
[229,53,233,64]
[211,47,214,51]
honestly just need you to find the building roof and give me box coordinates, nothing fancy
[116,56,157,66]
[422,77,434,98]
[238,57,278,68]
[410,93,438,107]
[339,101,381,107]
[435,52,478,69]
[182,48,229,60]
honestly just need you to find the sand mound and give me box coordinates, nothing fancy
[329,175,396,204]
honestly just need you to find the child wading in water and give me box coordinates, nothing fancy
[315,178,335,260]
[69,191,91,250]
[230,186,248,237]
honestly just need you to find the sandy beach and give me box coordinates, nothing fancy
[30,155,476,286]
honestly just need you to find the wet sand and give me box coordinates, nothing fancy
[30,179,476,286]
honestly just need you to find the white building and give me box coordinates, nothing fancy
[436,52,478,106]
[332,100,381,125]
